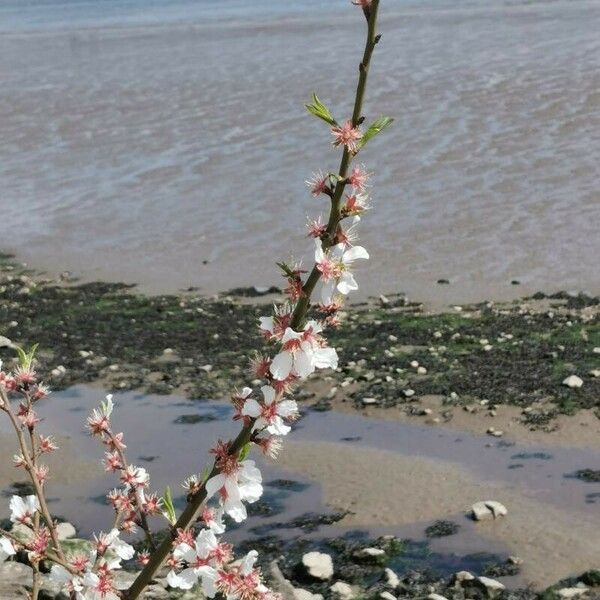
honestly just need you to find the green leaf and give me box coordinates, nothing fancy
[161,486,177,526]
[359,116,394,148]
[15,343,39,371]
[238,442,253,462]
[305,93,337,126]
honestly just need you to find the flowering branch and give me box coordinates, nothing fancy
[0,2,391,600]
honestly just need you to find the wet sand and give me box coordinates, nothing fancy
[318,388,600,450]
[278,440,600,588]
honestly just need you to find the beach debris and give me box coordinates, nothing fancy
[556,587,589,599]
[476,576,506,598]
[486,427,504,437]
[362,397,378,406]
[384,568,400,589]
[403,389,415,398]
[330,581,355,600]
[562,375,583,388]
[294,589,324,600]
[301,552,334,581]
[471,500,507,521]
[0,335,15,349]
[50,365,67,378]
[379,592,397,600]
[452,571,475,585]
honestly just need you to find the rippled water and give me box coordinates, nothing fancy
[0,0,599,304]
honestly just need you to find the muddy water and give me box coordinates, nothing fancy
[1,385,597,585]
[1,1,599,305]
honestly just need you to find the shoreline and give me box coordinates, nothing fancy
[0,251,598,451]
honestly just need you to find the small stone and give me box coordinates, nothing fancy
[562,375,583,389]
[453,570,475,584]
[403,389,415,398]
[508,556,523,565]
[486,428,503,437]
[417,366,427,375]
[162,348,175,355]
[428,595,449,600]
[384,568,400,589]
[108,364,120,372]
[78,350,92,358]
[327,387,338,399]
[362,397,378,406]
[388,335,398,342]
[294,589,324,600]
[330,581,355,600]
[557,588,589,599]
[56,521,77,540]
[380,592,397,600]
[483,344,493,352]
[433,331,442,338]
[0,336,16,349]
[593,347,600,354]
[477,576,506,597]
[410,360,419,368]
[358,547,385,557]
[485,500,508,518]
[200,364,213,372]
[471,500,507,521]
[471,502,494,521]
[301,552,334,581]
[589,370,600,378]
[420,408,433,416]
[379,295,390,306]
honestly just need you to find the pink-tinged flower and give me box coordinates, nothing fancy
[258,305,292,341]
[305,171,330,196]
[87,394,114,436]
[9,494,40,525]
[103,451,123,472]
[49,565,85,596]
[256,435,283,459]
[270,320,338,381]
[14,366,37,387]
[82,568,119,600]
[315,241,343,281]
[167,529,223,592]
[137,551,150,567]
[107,489,132,512]
[32,383,50,402]
[28,526,50,560]
[232,387,254,422]
[17,404,40,429]
[352,0,372,8]
[120,465,149,490]
[104,431,126,452]
[307,215,327,239]
[334,216,361,248]
[331,120,362,152]
[94,529,135,561]
[202,506,226,534]
[344,192,371,215]
[284,276,304,302]
[0,537,16,563]
[142,492,162,515]
[205,459,263,523]
[242,386,298,436]
[34,464,49,486]
[39,434,58,454]
[249,354,271,380]
[13,453,27,468]
[348,165,370,191]
[318,243,369,305]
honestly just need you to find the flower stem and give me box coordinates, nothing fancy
[125,3,381,597]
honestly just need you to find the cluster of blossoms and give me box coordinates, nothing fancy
[0,3,385,599]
